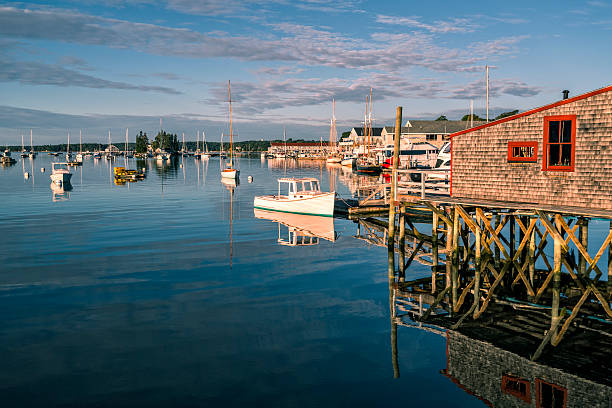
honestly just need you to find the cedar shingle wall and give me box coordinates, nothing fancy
[452,92,612,211]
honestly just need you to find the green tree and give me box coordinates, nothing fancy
[435,115,448,121]
[152,131,180,153]
[461,114,484,121]
[135,131,149,154]
[341,131,351,138]
[494,110,519,120]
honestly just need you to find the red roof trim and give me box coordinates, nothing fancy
[450,84,612,138]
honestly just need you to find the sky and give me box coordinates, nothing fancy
[1,0,611,144]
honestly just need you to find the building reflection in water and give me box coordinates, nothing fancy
[354,214,612,407]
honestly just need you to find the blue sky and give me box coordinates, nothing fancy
[1,0,611,143]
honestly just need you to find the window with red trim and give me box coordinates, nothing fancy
[508,141,538,162]
[542,115,576,171]
[501,375,531,403]
[535,379,567,408]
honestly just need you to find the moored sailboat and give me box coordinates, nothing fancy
[221,80,239,180]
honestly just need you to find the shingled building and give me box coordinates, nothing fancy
[450,85,612,213]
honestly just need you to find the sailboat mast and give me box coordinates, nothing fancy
[80,129,83,154]
[68,131,70,154]
[229,80,233,164]
[124,128,128,153]
[368,88,373,156]
[30,129,33,151]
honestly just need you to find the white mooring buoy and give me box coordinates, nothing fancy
[24,172,30,179]
[247,175,253,183]
[41,167,45,173]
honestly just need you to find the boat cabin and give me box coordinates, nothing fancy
[278,177,321,198]
[450,85,612,213]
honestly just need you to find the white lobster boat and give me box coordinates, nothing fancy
[50,162,72,186]
[254,177,335,217]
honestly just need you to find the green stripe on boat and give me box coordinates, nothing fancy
[253,206,333,217]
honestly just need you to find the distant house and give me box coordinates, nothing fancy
[450,85,612,212]
[339,127,384,153]
[382,120,484,149]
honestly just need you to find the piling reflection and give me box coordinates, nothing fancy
[370,210,612,406]
[254,209,336,246]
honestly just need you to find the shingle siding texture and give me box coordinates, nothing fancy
[451,92,612,211]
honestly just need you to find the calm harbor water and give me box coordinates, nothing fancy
[1,155,496,406]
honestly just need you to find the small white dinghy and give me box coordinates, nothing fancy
[254,177,335,217]
[50,162,72,186]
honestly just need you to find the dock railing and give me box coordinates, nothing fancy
[389,168,450,203]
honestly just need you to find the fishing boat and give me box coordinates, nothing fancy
[341,154,356,167]
[50,162,72,186]
[1,151,16,165]
[221,80,239,180]
[355,89,381,174]
[253,177,335,217]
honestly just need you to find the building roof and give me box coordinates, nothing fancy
[450,84,612,138]
[383,120,486,135]
[352,127,384,136]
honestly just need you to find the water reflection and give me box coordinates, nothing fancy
[50,181,72,201]
[382,213,612,407]
[254,209,337,246]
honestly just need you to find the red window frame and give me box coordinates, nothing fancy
[542,115,576,172]
[535,378,567,408]
[501,375,531,403]
[508,141,538,163]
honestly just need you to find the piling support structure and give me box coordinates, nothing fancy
[387,106,402,247]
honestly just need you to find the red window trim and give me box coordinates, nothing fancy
[542,115,576,172]
[501,375,531,403]
[508,141,538,162]
[535,378,567,408]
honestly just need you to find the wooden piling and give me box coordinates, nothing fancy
[432,211,439,293]
[552,217,562,340]
[473,211,482,316]
[387,106,402,247]
[451,207,460,312]
[579,217,589,277]
[609,220,612,290]
[529,222,536,288]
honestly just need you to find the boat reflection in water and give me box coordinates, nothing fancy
[50,181,72,202]
[254,209,336,246]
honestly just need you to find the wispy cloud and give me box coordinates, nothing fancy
[0,57,182,94]
[376,14,480,33]
[587,1,608,7]
[0,6,525,74]
[447,78,541,99]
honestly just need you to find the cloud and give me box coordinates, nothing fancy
[0,57,182,94]
[0,105,329,143]
[587,1,608,7]
[57,56,94,71]
[447,78,541,99]
[0,6,525,73]
[376,15,480,33]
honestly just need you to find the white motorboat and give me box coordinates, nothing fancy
[341,154,356,167]
[254,177,335,217]
[50,162,72,186]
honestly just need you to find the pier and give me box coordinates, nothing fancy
[382,88,612,375]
